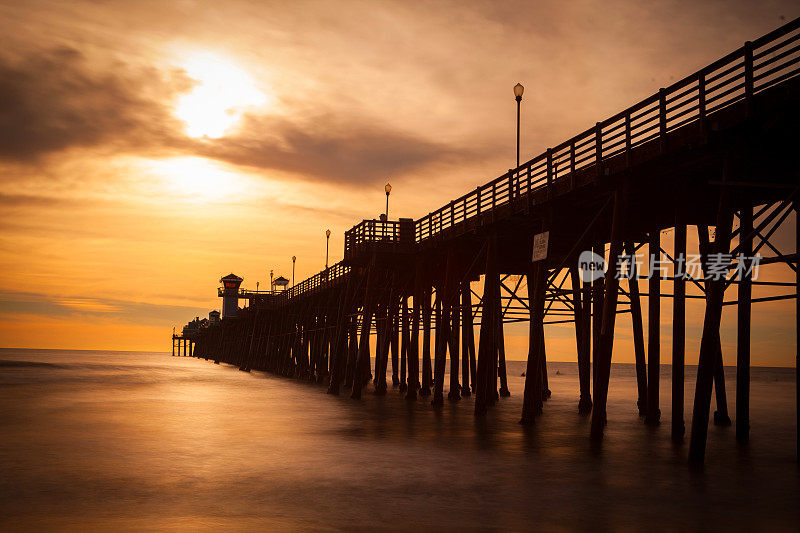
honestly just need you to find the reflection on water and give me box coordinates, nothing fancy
[1,348,798,530]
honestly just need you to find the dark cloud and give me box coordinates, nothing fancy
[0,290,208,327]
[199,114,475,185]
[0,46,188,162]
[0,193,69,208]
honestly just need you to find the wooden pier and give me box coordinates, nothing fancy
[184,19,800,464]
[171,332,194,357]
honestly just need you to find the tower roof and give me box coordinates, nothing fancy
[220,273,243,283]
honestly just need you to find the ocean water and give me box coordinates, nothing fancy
[0,348,798,531]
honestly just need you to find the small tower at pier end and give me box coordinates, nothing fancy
[272,275,289,291]
[219,273,243,318]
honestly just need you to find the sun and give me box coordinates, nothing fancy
[175,51,267,139]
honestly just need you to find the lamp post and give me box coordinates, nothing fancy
[325,229,331,270]
[292,256,296,287]
[270,269,274,292]
[514,82,524,168]
[385,182,392,219]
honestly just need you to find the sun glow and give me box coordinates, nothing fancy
[175,51,267,138]
[145,156,250,201]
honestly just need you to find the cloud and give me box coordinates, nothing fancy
[0,46,189,162]
[0,193,69,208]
[0,290,208,327]
[198,113,478,185]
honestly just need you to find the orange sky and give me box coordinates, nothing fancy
[0,0,797,365]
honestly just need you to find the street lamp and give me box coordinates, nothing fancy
[385,182,392,219]
[514,82,524,168]
[292,256,296,287]
[325,229,331,269]
[270,269,274,292]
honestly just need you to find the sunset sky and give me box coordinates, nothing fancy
[0,0,797,365]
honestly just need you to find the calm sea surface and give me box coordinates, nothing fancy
[0,348,798,531]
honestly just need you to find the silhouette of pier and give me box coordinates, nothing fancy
[182,19,800,465]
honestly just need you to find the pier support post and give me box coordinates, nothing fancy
[406,268,422,400]
[590,187,627,442]
[214,324,223,365]
[375,294,392,395]
[592,243,605,401]
[521,260,546,424]
[351,269,374,399]
[689,183,733,464]
[391,294,400,387]
[321,293,336,381]
[379,285,396,394]
[645,231,661,425]
[434,253,454,406]
[449,279,461,400]
[498,295,510,398]
[736,206,752,443]
[372,303,382,387]
[242,309,259,371]
[461,283,475,396]
[625,242,648,417]
[400,295,409,392]
[476,236,499,416]
[298,314,310,377]
[571,266,592,413]
[539,330,550,400]
[490,272,501,406]
[432,293,447,406]
[673,220,687,441]
[352,301,374,399]
[421,283,433,397]
[713,349,732,426]
[344,316,357,388]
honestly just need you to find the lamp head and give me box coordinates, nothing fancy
[385,182,392,195]
[514,82,524,101]
[326,229,331,238]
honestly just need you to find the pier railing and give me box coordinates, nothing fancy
[344,218,415,261]
[414,18,800,243]
[282,261,351,302]
[218,287,283,298]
